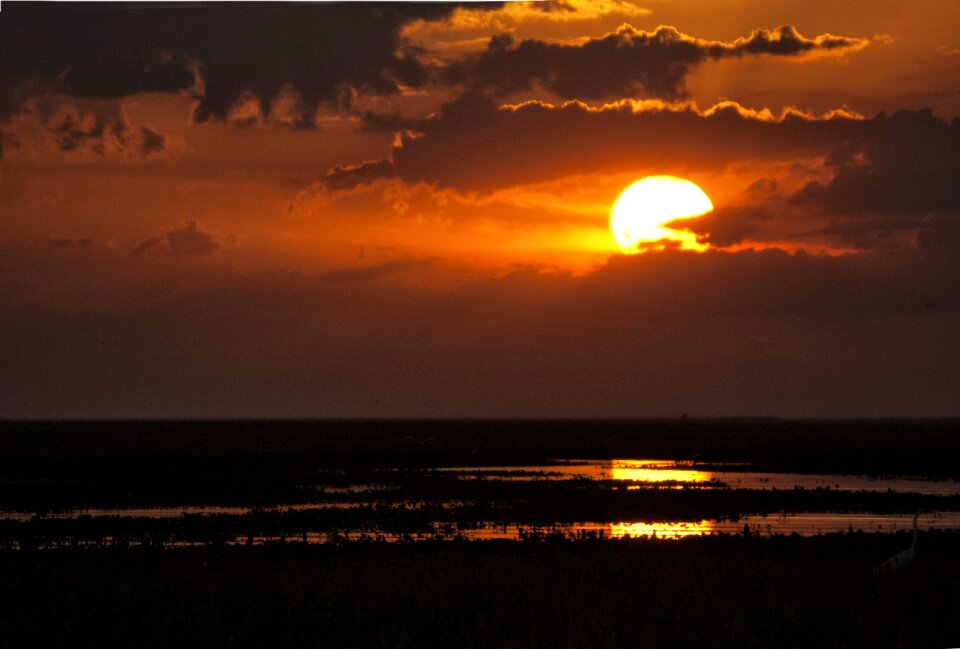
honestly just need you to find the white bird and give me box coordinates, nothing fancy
[876,509,924,573]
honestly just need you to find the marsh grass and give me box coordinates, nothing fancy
[2,420,959,647]
[1,533,958,648]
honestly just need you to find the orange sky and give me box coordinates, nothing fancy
[1,1,958,417]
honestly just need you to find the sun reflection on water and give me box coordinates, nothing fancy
[609,460,714,485]
[609,520,717,538]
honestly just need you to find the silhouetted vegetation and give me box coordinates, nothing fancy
[2,420,959,646]
[3,418,960,470]
[2,485,959,549]
[1,533,958,648]
[1,419,959,513]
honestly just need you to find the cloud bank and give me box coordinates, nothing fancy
[0,240,956,418]
[443,25,868,100]
[0,3,479,126]
[332,92,864,192]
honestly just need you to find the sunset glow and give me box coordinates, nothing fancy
[1,1,958,418]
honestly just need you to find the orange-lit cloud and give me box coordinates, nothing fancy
[442,25,868,100]
[335,93,864,193]
[325,91,960,255]
[403,0,651,41]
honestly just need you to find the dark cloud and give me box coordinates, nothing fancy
[668,207,774,247]
[0,5,194,118]
[139,127,165,155]
[333,94,960,251]
[0,242,957,417]
[1,6,865,129]
[442,25,868,100]
[326,159,398,192]
[783,108,960,249]
[167,221,218,257]
[746,178,780,197]
[334,91,863,193]
[792,109,960,216]
[793,219,922,251]
[0,3,486,125]
[918,218,960,304]
[920,218,960,263]
[736,25,861,55]
[52,107,123,153]
[322,259,433,285]
[0,96,173,161]
[359,110,427,133]
[578,247,938,319]
[129,238,161,258]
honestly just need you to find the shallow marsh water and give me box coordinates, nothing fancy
[3,459,958,546]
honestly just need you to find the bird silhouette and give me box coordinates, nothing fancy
[875,509,924,573]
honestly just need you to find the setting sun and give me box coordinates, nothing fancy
[610,176,714,253]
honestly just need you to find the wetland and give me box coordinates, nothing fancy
[1,419,958,647]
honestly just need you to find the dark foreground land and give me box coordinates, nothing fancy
[2,533,959,649]
[2,419,959,647]
[1,419,959,514]
[4,419,960,474]
[1,419,959,517]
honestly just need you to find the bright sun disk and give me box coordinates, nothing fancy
[610,176,713,253]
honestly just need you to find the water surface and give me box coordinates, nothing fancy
[444,459,960,495]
